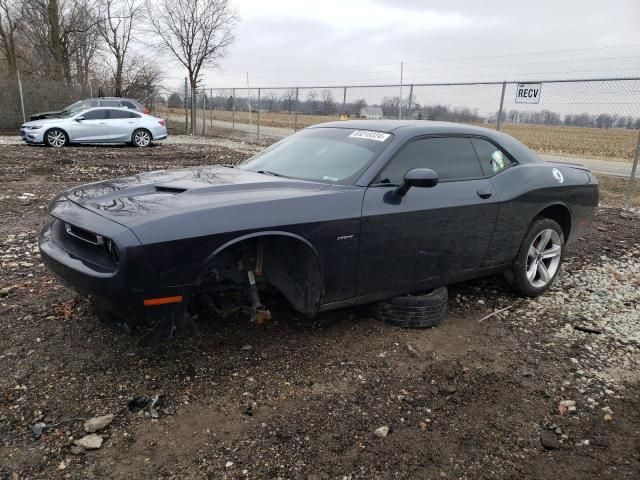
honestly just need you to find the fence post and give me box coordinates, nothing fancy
[184,77,188,134]
[191,87,197,136]
[342,86,347,115]
[16,71,25,123]
[407,84,414,119]
[496,81,506,131]
[232,88,235,129]
[294,87,299,132]
[202,89,206,136]
[625,129,640,207]
[257,88,261,141]
[210,89,213,129]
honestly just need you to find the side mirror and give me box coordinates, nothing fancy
[395,168,439,197]
[75,116,85,122]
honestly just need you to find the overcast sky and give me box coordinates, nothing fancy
[173,0,640,90]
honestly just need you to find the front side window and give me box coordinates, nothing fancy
[81,109,107,120]
[471,138,513,176]
[122,101,136,109]
[377,137,483,184]
[239,128,393,184]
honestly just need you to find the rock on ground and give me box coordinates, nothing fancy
[74,434,104,450]
[84,414,115,433]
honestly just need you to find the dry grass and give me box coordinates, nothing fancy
[499,123,638,161]
[597,174,639,207]
[158,107,639,161]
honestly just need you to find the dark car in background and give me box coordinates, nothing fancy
[38,120,598,339]
[30,97,148,121]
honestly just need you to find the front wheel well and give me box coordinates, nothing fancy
[537,204,571,240]
[200,234,324,316]
[44,127,69,138]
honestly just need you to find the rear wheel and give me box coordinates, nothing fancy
[371,287,448,328]
[132,128,152,147]
[505,217,564,296]
[44,128,68,148]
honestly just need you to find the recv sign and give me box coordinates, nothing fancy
[515,83,542,104]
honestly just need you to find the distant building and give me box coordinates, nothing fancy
[359,106,383,119]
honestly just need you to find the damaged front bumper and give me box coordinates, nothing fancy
[38,198,189,329]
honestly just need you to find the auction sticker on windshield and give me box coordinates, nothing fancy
[349,130,391,142]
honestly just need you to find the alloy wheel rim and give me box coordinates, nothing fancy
[48,130,65,147]
[134,131,150,146]
[526,229,562,288]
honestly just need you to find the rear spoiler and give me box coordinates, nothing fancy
[545,161,591,172]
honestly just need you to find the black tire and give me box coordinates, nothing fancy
[505,217,565,297]
[371,286,448,328]
[131,128,152,147]
[44,128,68,147]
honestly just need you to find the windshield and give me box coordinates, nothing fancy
[239,128,393,184]
[63,100,96,117]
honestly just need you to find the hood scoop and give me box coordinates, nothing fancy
[154,185,187,194]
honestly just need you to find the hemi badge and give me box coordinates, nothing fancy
[337,235,354,241]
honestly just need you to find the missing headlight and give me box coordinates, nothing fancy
[104,239,120,265]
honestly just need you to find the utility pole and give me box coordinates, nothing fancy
[399,61,404,119]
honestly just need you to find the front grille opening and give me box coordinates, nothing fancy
[65,223,103,246]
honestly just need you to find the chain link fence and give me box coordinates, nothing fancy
[157,78,640,206]
[1,74,638,206]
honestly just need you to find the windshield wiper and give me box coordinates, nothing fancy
[257,170,285,177]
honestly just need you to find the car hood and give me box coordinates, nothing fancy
[60,166,331,228]
[22,118,66,127]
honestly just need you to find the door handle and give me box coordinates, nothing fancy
[477,189,492,199]
[99,122,106,124]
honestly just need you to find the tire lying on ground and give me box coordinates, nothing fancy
[371,286,448,328]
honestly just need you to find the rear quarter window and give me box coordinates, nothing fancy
[471,138,513,176]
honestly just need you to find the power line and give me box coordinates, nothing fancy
[209,55,640,85]
[212,43,640,78]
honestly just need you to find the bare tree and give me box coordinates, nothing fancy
[351,98,367,117]
[70,0,99,90]
[264,91,278,112]
[98,0,141,95]
[320,88,334,115]
[0,0,21,75]
[146,0,237,128]
[281,88,295,113]
[19,0,98,83]
[46,0,65,79]
[306,90,318,114]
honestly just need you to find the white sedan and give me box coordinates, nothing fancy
[20,107,168,147]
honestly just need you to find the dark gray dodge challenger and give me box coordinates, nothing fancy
[39,120,599,337]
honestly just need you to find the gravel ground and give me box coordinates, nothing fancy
[0,138,639,479]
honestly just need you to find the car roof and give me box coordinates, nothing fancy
[308,120,544,164]
[80,106,143,113]
[310,119,495,135]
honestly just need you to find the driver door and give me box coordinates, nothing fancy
[70,108,109,142]
[357,136,499,296]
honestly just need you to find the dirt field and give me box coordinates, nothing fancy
[160,107,639,161]
[1,138,639,479]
